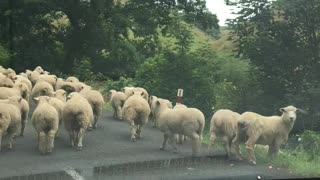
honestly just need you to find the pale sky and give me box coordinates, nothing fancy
[205,0,239,26]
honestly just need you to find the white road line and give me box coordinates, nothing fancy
[65,169,86,180]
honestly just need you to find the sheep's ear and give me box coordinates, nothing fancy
[132,91,134,95]
[46,96,50,101]
[19,84,23,87]
[141,92,144,96]
[156,100,160,106]
[41,88,48,94]
[34,97,39,102]
[63,92,66,96]
[19,97,23,102]
[0,112,2,118]
[52,92,56,96]
[279,108,286,112]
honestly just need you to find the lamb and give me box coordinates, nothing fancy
[63,92,93,150]
[53,89,67,102]
[153,100,205,156]
[0,96,29,136]
[208,109,241,157]
[0,101,21,151]
[109,90,127,120]
[122,91,151,142]
[173,103,188,144]
[0,82,29,101]
[231,106,299,165]
[123,87,149,101]
[149,95,172,127]
[31,81,54,102]
[65,76,80,83]
[32,96,59,155]
[79,86,105,129]
[0,74,14,87]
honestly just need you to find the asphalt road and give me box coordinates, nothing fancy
[0,103,301,179]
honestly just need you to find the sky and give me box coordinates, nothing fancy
[205,0,239,26]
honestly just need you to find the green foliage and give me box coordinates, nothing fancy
[105,76,137,92]
[297,131,320,159]
[0,44,10,66]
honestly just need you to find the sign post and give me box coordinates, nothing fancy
[176,89,183,104]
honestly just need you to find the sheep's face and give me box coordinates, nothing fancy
[35,66,44,73]
[34,96,50,105]
[280,106,298,123]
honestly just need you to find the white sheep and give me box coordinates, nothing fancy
[53,89,67,102]
[123,87,149,101]
[13,75,33,92]
[122,91,151,142]
[61,81,86,93]
[153,100,205,156]
[32,96,59,154]
[34,66,44,74]
[173,103,188,144]
[63,92,93,150]
[3,68,16,80]
[149,95,173,127]
[0,74,14,88]
[55,78,65,90]
[79,86,105,129]
[29,70,41,85]
[208,109,241,157]
[109,90,127,120]
[37,74,57,88]
[31,81,54,103]
[0,96,29,136]
[231,106,299,165]
[65,76,80,83]
[0,82,29,101]
[0,101,21,151]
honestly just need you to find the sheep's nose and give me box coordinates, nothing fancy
[290,117,294,121]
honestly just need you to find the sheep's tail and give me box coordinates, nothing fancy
[73,112,87,129]
[197,114,206,147]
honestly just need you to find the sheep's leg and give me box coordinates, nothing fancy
[208,132,217,156]
[160,133,169,150]
[231,133,243,161]
[136,125,142,139]
[191,132,200,157]
[222,136,231,157]
[38,132,46,155]
[20,119,26,136]
[68,131,74,147]
[47,130,56,154]
[177,134,184,144]
[0,133,2,151]
[93,107,102,129]
[245,136,259,165]
[116,107,122,120]
[7,126,18,150]
[113,107,117,119]
[76,128,85,151]
[130,122,137,142]
[268,141,281,160]
[168,134,178,153]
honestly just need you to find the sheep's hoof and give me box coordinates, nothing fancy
[87,127,93,131]
[131,137,136,142]
[249,160,257,165]
[20,133,24,137]
[76,146,83,151]
[160,147,164,150]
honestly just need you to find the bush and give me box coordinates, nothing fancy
[104,76,137,92]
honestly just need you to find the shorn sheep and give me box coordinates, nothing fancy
[0,100,22,151]
[63,92,93,150]
[208,109,241,157]
[32,96,59,155]
[0,96,29,136]
[109,90,126,120]
[173,103,188,144]
[149,95,172,127]
[153,100,205,156]
[122,91,151,142]
[231,105,299,165]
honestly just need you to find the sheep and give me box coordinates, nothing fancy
[63,92,93,150]
[55,78,65,90]
[3,68,16,80]
[208,109,241,157]
[122,91,151,142]
[37,74,57,88]
[0,101,21,151]
[13,75,33,92]
[123,87,149,101]
[0,96,29,136]
[31,81,54,103]
[34,66,44,74]
[79,86,105,129]
[173,103,188,144]
[153,100,205,156]
[19,72,28,78]
[0,74,14,88]
[53,89,67,102]
[109,90,127,120]
[61,81,86,93]
[65,76,80,83]
[32,96,59,155]
[0,66,5,73]
[29,70,41,86]
[149,95,173,127]
[0,82,29,101]
[231,106,299,165]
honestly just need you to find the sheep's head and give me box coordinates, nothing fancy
[34,66,44,73]
[67,92,78,101]
[280,106,299,123]
[34,96,50,105]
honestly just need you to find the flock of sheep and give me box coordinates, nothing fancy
[0,65,300,165]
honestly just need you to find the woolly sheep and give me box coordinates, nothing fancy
[13,75,33,92]
[63,92,93,150]
[37,74,57,88]
[208,109,241,157]
[29,70,41,86]
[31,81,54,103]
[19,72,28,78]
[34,66,44,74]
[79,86,105,129]
[231,106,299,165]
[122,91,151,142]
[32,96,59,154]
[0,66,5,73]
[0,96,29,136]
[109,90,127,120]
[0,74,14,88]
[0,82,29,101]
[61,81,86,93]
[53,89,67,102]
[0,101,21,151]
[153,100,205,156]
[149,95,173,127]
[55,78,65,90]
[173,103,188,144]
[3,68,16,80]
[124,87,149,101]
[65,76,79,83]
